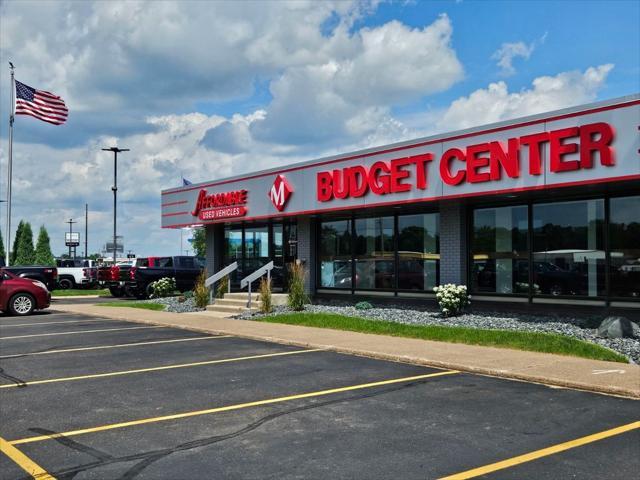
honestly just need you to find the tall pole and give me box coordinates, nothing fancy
[84,203,88,259]
[66,218,76,259]
[102,147,129,265]
[6,62,15,266]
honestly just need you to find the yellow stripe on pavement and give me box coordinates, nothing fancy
[438,420,640,479]
[0,335,231,359]
[10,370,459,445]
[0,325,164,340]
[0,435,56,479]
[0,319,111,328]
[0,349,324,388]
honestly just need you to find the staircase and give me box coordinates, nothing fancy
[204,292,288,317]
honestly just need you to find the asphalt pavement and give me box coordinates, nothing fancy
[0,311,638,479]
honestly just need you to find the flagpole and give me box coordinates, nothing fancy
[6,62,15,266]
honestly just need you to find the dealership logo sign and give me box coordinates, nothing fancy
[191,189,248,220]
[269,174,293,211]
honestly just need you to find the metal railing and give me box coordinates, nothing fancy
[205,262,238,304]
[240,261,274,309]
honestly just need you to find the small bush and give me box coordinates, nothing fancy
[194,270,209,308]
[150,277,176,298]
[183,290,194,299]
[433,284,470,317]
[178,295,186,303]
[355,301,373,310]
[216,275,229,299]
[287,261,309,311]
[259,277,273,314]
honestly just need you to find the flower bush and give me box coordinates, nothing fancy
[150,277,176,298]
[433,284,470,317]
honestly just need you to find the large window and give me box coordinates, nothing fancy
[472,206,529,294]
[609,196,640,298]
[319,219,352,288]
[533,199,605,297]
[354,216,395,289]
[398,214,440,290]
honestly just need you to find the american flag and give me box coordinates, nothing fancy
[14,80,68,125]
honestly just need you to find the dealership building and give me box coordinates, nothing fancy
[162,95,639,312]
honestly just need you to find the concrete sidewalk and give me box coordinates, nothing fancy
[51,303,640,399]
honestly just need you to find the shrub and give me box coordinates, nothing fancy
[355,301,373,310]
[183,290,194,299]
[287,261,309,311]
[433,284,470,317]
[194,270,209,309]
[216,275,229,299]
[259,277,273,314]
[150,277,176,298]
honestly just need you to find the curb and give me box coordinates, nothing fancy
[50,307,640,400]
[52,295,101,299]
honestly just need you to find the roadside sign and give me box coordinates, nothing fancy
[127,253,135,259]
[65,232,80,247]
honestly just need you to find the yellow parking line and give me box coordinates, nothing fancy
[0,349,324,388]
[0,319,110,328]
[9,370,459,445]
[438,420,640,479]
[0,325,164,340]
[0,435,56,479]
[0,335,231,359]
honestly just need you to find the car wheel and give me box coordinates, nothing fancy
[109,286,123,297]
[58,278,74,290]
[145,283,155,298]
[549,284,563,296]
[9,293,35,316]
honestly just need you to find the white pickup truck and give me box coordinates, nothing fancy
[55,259,98,289]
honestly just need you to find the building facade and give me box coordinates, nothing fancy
[161,95,640,311]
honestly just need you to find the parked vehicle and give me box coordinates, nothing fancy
[128,256,205,298]
[0,269,51,315]
[56,258,98,289]
[0,258,58,291]
[98,258,161,297]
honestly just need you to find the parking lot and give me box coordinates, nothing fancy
[0,310,638,479]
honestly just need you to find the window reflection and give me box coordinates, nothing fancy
[319,220,352,288]
[398,214,440,290]
[533,199,605,296]
[354,217,395,289]
[609,196,640,298]
[472,206,529,294]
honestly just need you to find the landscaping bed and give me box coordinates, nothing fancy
[238,304,640,364]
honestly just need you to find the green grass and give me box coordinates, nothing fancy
[52,288,110,297]
[257,313,628,363]
[96,301,166,311]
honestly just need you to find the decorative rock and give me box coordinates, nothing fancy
[597,316,637,339]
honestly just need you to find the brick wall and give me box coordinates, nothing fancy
[439,202,468,286]
[296,217,316,294]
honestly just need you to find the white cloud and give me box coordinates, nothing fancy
[437,64,614,131]
[492,41,535,76]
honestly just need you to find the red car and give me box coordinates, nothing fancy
[0,269,51,315]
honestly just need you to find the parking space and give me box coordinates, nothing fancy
[1,312,638,479]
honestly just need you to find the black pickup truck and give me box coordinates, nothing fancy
[128,256,205,298]
[0,258,58,291]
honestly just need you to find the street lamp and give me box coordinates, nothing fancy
[101,147,129,264]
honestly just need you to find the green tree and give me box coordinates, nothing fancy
[10,220,25,264]
[14,222,35,265]
[0,227,5,262]
[34,226,55,266]
[192,228,206,257]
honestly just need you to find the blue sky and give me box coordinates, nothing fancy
[0,0,638,257]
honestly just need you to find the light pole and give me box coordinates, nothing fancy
[101,147,129,264]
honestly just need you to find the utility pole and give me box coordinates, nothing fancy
[66,218,77,259]
[84,203,88,259]
[101,147,129,264]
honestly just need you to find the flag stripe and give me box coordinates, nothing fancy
[14,79,68,125]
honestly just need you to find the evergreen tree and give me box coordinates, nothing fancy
[0,227,5,262]
[14,222,35,265]
[10,220,25,265]
[34,226,55,266]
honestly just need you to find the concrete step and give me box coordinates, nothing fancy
[215,298,259,308]
[206,304,251,313]
[223,292,261,301]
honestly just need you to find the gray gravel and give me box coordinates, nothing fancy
[145,296,205,313]
[239,304,640,364]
